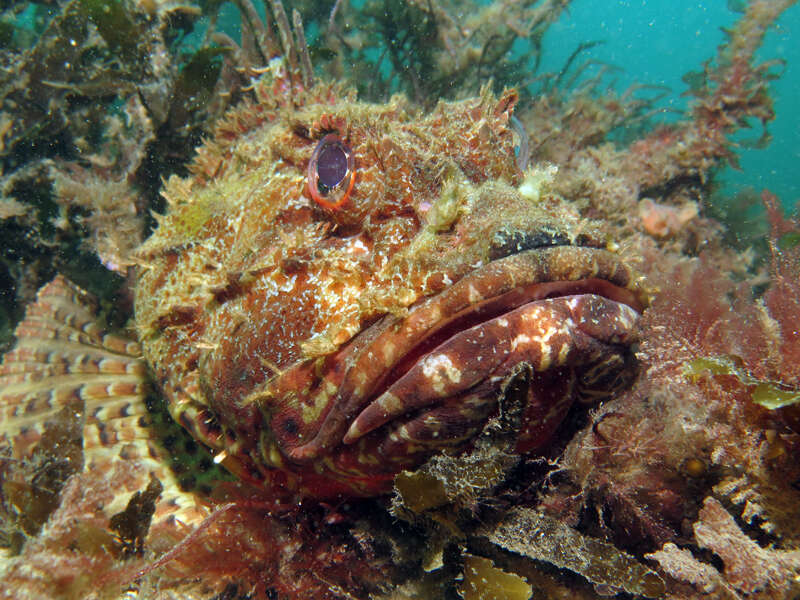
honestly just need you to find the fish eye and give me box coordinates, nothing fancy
[306,133,355,210]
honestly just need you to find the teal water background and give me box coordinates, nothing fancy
[538,1,800,212]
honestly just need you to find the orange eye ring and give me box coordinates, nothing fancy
[306,133,356,210]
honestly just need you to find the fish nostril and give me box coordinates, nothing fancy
[488,229,573,261]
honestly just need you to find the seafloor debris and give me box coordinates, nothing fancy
[647,497,800,599]
[483,507,665,598]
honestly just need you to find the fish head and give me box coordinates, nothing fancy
[134,74,649,498]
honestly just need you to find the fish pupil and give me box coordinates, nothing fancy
[316,142,349,190]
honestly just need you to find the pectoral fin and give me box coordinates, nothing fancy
[0,276,209,544]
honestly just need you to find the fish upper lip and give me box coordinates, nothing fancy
[284,245,649,462]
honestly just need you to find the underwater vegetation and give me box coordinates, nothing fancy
[0,0,799,599]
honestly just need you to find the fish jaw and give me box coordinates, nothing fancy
[245,246,648,498]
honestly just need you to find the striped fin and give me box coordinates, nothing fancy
[0,276,209,543]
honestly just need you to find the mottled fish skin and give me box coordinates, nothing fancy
[131,63,650,499]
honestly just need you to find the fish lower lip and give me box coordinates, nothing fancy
[342,288,640,445]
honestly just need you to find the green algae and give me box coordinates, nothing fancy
[778,231,800,250]
[461,554,532,600]
[78,0,143,63]
[684,355,800,410]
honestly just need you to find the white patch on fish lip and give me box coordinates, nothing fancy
[421,353,462,394]
[510,333,530,352]
[467,284,482,303]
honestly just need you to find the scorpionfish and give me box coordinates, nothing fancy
[0,62,649,512]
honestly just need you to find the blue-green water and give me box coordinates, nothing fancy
[539,1,800,211]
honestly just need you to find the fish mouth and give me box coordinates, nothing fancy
[283,244,650,462]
